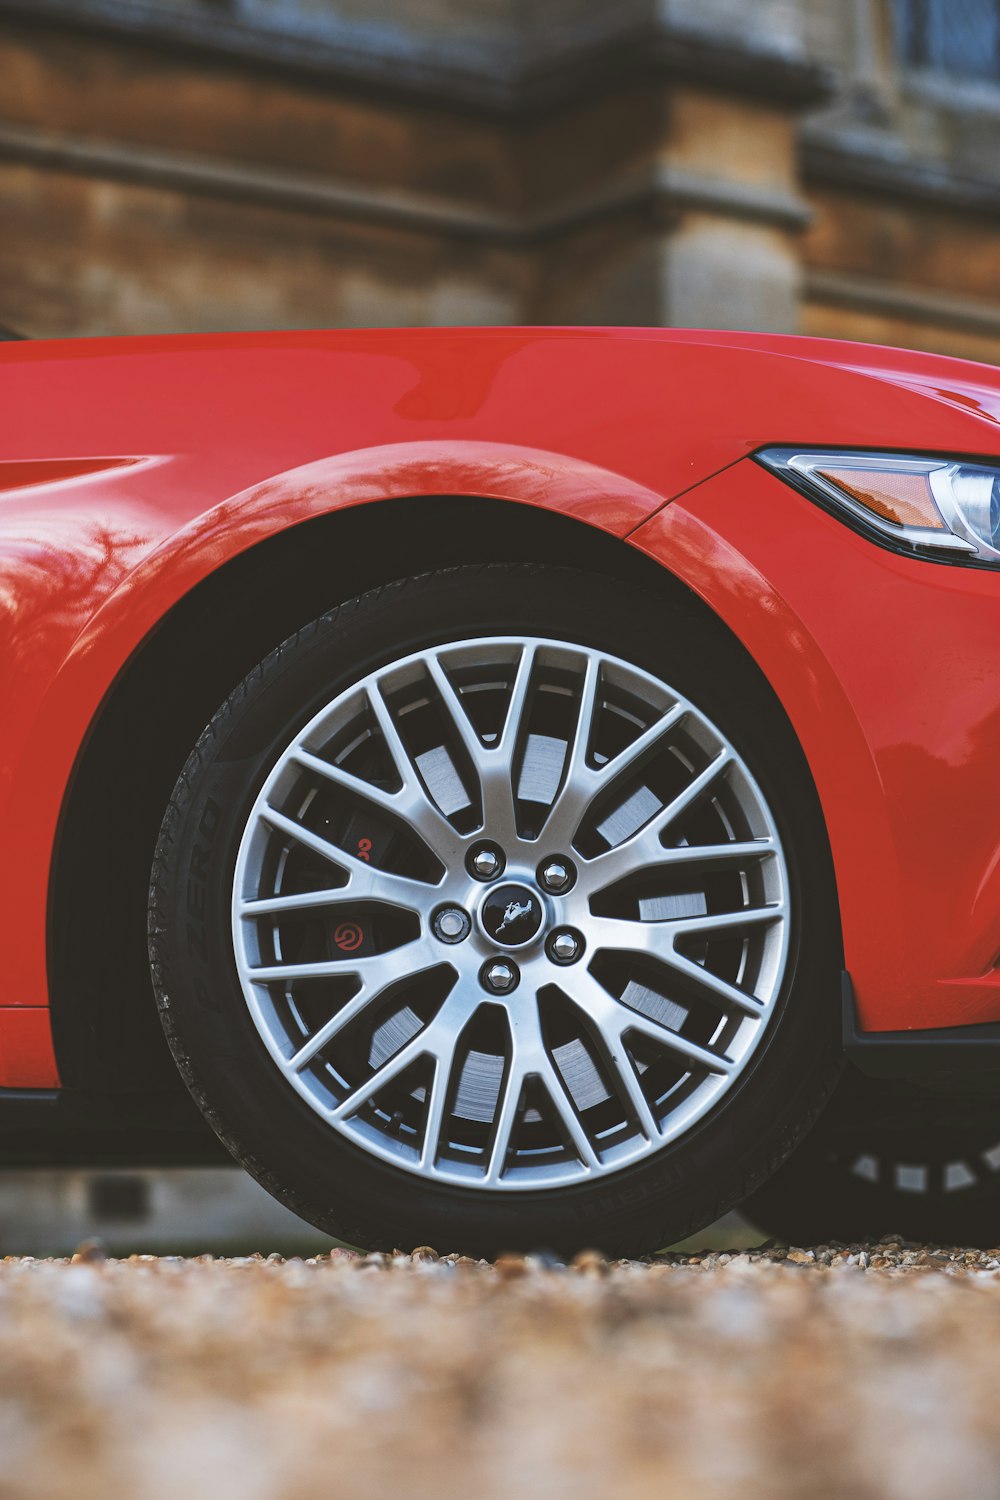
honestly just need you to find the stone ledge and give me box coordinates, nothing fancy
[804,132,1000,219]
[0,0,836,115]
[0,122,814,239]
[0,121,515,240]
[806,269,1000,337]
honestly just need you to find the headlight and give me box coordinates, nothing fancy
[757,448,1000,564]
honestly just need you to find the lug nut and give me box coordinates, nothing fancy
[482,959,519,994]
[539,858,574,894]
[433,907,471,944]
[548,929,582,965]
[469,844,504,881]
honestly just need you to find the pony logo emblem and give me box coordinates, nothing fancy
[481,884,544,947]
[496,899,535,936]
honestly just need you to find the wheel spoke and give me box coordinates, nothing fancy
[582,749,733,886]
[610,1050,661,1141]
[598,699,687,785]
[290,745,464,862]
[564,652,602,784]
[484,1055,525,1185]
[427,645,537,845]
[587,914,660,959]
[534,1061,600,1170]
[484,1005,601,1179]
[497,643,537,760]
[656,947,767,1018]
[586,839,775,901]
[246,936,435,987]
[629,838,772,869]
[660,748,732,822]
[366,682,418,792]
[590,1025,661,1143]
[291,746,403,816]
[259,805,439,908]
[332,996,464,1122]
[250,956,387,984]
[561,971,663,1141]
[487,643,538,843]
[238,888,353,917]
[586,910,769,1021]
[534,652,601,846]
[569,970,732,1076]
[508,1005,600,1171]
[619,1007,732,1074]
[288,981,386,1071]
[667,904,785,938]
[419,1052,454,1171]
[543,698,688,851]
[589,903,783,958]
[425,653,491,771]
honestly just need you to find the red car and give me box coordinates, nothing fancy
[4,326,1000,1256]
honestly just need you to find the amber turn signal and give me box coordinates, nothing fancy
[756,448,994,561]
[816,467,946,531]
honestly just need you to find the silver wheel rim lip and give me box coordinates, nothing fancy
[232,634,791,1192]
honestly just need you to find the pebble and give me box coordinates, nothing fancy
[494,1253,529,1278]
[70,1239,106,1265]
[0,1238,999,1499]
[569,1248,608,1275]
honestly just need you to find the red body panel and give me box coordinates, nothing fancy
[2,326,1000,1085]
[633,464,1000,1033]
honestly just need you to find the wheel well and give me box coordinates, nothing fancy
[49,494,693,1090]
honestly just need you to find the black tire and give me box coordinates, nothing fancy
[148,564,842,1257]
[743,1069,1000,1247]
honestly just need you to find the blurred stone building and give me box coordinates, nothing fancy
[0,0,998,361]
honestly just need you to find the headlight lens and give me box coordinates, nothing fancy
[757,448,1000,564]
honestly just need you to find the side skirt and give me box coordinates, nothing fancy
[0,1087,227,1166]
[844,974,1000,1093]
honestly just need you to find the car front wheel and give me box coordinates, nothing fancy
[148,564,841,1256]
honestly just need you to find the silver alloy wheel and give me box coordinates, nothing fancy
[232,637,790,1191]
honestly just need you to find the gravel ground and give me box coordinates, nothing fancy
[4,1241,1000,1500]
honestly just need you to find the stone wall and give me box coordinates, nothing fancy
[0,0,997,358]
[801,0,1000,362]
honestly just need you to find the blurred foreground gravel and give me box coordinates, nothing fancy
[5,1241,1000,1500]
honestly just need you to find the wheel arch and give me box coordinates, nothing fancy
[48,489,840,1092]
[48,493,674,1090]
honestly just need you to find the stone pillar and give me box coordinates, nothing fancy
[524,6,828,331]
[656,87,814,332]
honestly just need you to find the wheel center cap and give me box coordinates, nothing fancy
[480,883,544,948]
